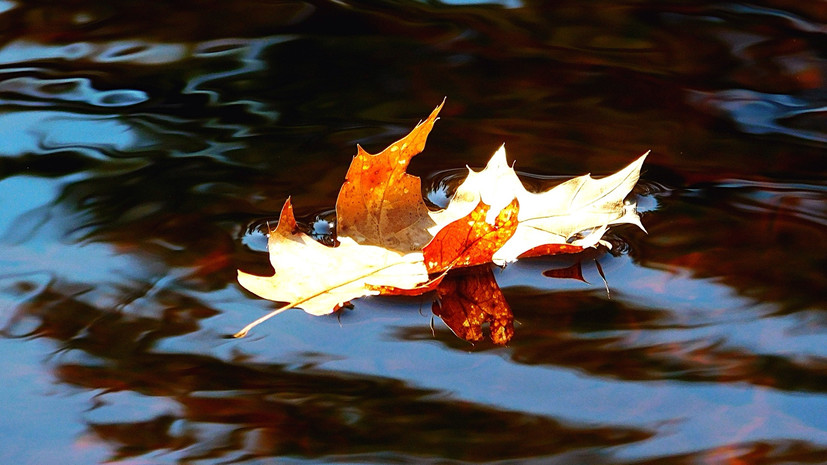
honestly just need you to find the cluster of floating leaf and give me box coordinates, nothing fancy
[236,101,647,344]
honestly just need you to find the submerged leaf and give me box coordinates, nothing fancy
[433,265,513,345]
[543,262,587,282]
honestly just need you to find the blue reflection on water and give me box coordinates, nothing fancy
[689,89,827,143]
[0,338,109,464]
[0,112,144,157]
[0,77,148,107]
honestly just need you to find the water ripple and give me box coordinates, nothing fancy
[0,110,149,158]
[716,3,827,34]
[0,76,147,107]
[688,89,827,143]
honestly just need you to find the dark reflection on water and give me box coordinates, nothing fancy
[633,181,827,315]
[505,290,827,393]
[50,316,653,461]
[1,0,826,463]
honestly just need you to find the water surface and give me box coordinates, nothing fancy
[1,1,825,464]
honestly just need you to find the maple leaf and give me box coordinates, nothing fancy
[234,101,650,340]
[235,198,429,337]
[335,100,443,252]
[431,146,647,264]
[433,265,513,345]
[423,199,519,273]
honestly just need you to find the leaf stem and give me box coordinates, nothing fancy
[233,305,295,338]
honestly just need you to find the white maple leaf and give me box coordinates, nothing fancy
[430,146,647,265]
[236,198,429,336]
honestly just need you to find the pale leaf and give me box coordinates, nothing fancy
[236,199,429,335]
[431,146,647,264]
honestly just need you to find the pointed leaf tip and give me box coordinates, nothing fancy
[336,102,443,252]
[274,197,298,236]
[489,144,510,170]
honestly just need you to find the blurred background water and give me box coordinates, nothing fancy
[0,0,825,463]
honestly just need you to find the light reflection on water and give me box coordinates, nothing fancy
[0,111,144,157]
[688,89,827,143]
[1,0,826,463]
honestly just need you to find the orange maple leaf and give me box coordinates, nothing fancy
[335,100,444,252]
[423,198,520,274]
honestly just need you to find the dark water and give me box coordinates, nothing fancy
[1,1,826,463]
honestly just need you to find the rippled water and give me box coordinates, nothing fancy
[1,1,825,464]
